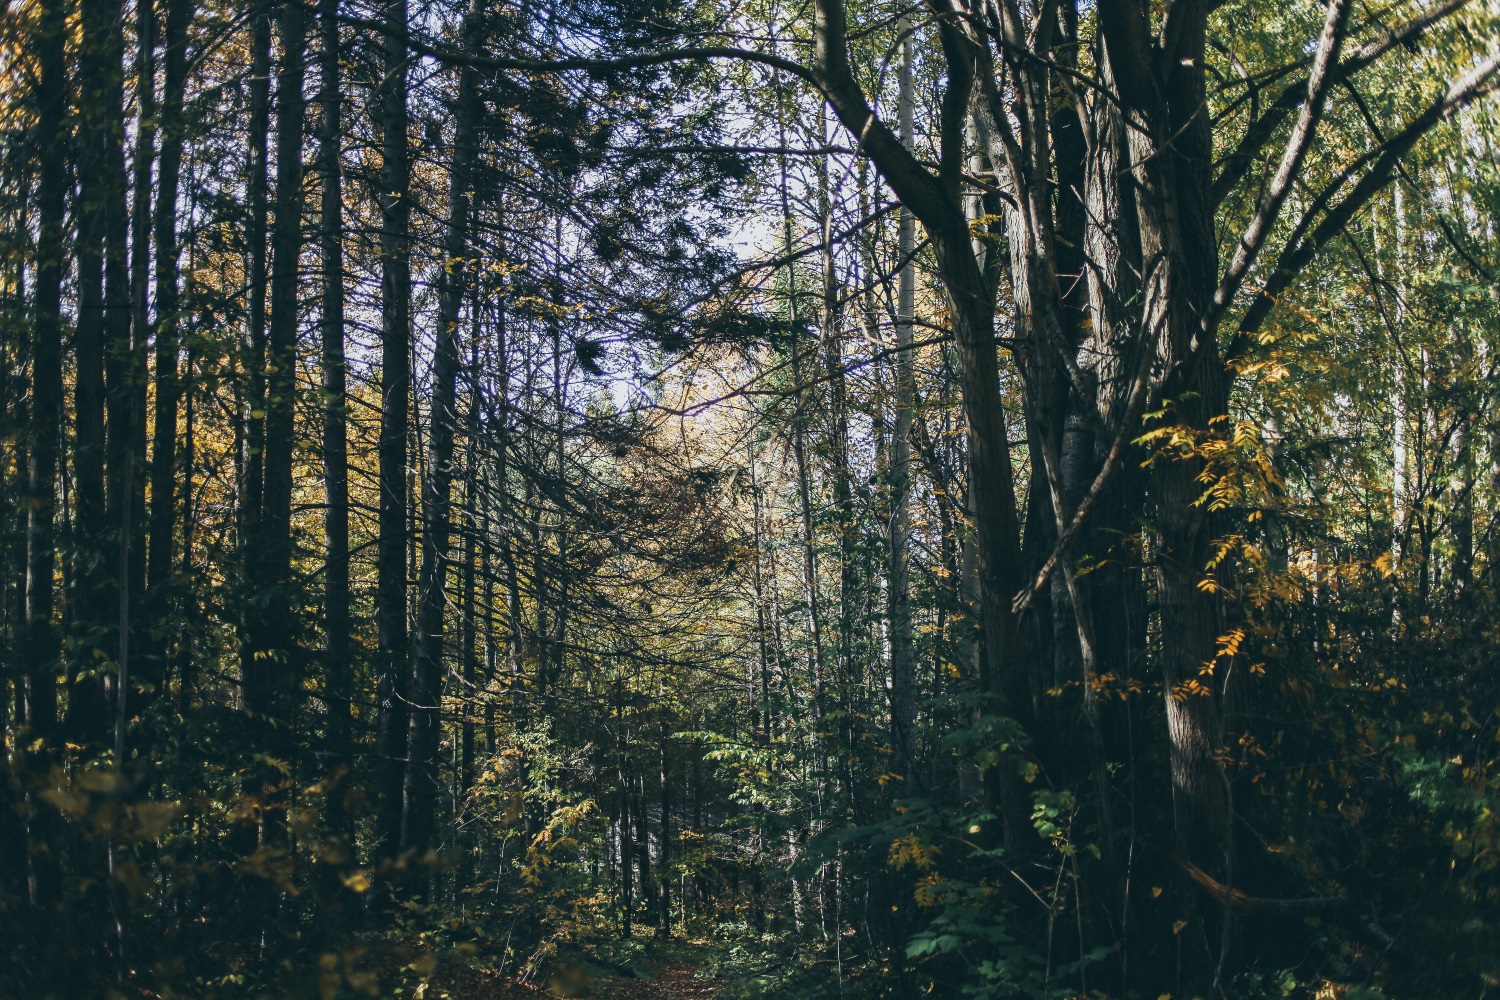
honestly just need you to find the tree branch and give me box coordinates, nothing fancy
[1227,50,1500,366]
[1205,0,1352,336]
[1211,0,1472,206]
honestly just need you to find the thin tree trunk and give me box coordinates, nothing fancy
[405,0,481,856]
[657,732,671,934]
[24,0,67,739]
[886,20,917,781]
[777,160,828,730]
[20,0,69,915]
[318,0,352,839]
[374,0,413,862]
[249,0,307,802]
[69,0,131,743]
[816,107,858,814]
[146,0,192,697]
[457,295,481,892]
[237,9,272,693]
[1389,186,1410,611]
[124,0,155,712]
[619,738,633,938]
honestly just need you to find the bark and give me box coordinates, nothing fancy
[146,0,193,686]
[24,0,67,738]
[374,0,414,861]
[122,0,154,708]
[18,0,70,919]
[886,16,917,781]
[1390,187,1411,589]
[238,10,272,690]
[488,219,524,687]
[619,743,633,937]
[1100,0,1231,874]
[657,733,672,933]
[458,296,482,890]
[318,0,353,836]
[69,0,131,743]
[405,0,482,856]
[248,0,307,762]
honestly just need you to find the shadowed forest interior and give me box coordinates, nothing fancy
[1,0,1500,996]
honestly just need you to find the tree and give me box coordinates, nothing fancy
[374,0,414,862]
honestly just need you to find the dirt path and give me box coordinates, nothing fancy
[436,960,719,999]
[585,964,718,999]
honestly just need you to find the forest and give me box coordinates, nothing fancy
[0,0,1498,996]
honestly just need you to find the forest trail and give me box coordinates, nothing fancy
[439,959,720,999]
[565,964,719,999]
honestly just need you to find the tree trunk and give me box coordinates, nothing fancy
[69,0,131,744]
[657,732,672,934]
[248,0,307,795]
[24,0,67,739]
[123,0,155,714]
[457,296,481,892]
[619,745,633,937]
[816,107,859,812]
[237,9,272,695]
[374,0,413,862]
[886,19,917,782]
[146,0,192,694]
[405,0,482,856]
[318,0,353,840]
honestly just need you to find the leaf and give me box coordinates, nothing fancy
[340,870,372,894]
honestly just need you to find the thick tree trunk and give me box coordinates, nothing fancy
[809,0,1031,844]
[1098,4,1236,981]
[1120,18,1231,879]
[937,241,1028,844]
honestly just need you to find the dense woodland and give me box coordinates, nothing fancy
[0,0,1498,996]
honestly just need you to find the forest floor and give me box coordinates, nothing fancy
[431,946,722,999]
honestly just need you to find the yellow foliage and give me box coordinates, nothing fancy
[913,874,950,908]
[888,833,938,871]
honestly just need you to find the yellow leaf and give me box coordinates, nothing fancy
[1172,920,1188,935]
[340,870,372,894]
